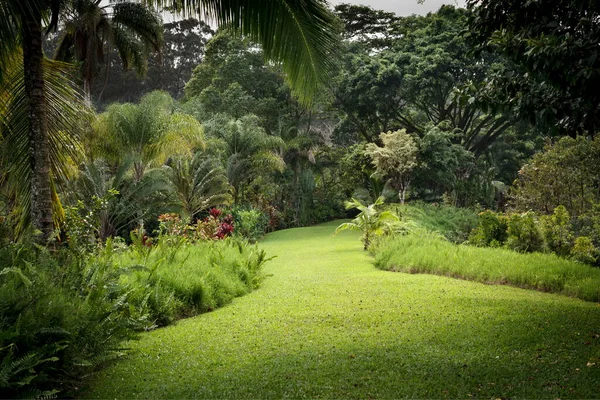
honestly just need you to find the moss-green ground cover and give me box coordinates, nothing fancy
[84,221,600,398]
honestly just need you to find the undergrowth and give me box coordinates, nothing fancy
[0,235,268,398]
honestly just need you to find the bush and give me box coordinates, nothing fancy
[0,215,270,397]
[468,210,508,247]
[570,236,598,265]
[396,201,478,243]
[0,242,139,398]
[505,212,544,253]
[115,237,268,320]
[540,205,573,256]
[236,209,266,241]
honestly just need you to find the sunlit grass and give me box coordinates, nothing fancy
[83,221,600,399]
[374,234,600,302]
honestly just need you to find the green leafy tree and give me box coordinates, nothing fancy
[335,196,399,250]
[365,130,418,204]
[511,136,600,216]
[466,0,600,135]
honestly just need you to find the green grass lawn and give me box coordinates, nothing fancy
[83,221,600,398]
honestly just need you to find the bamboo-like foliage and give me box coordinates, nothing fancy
[147,0,339,105]
[0,52,88,233]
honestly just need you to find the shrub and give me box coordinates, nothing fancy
[540,205,573,256]
[570,236,598,265]
[468,210,508,247]
[116,237,268,319]
[235,209,265,241]
[505,212,544,253]
[0,242,139,398]
[395,201,478,243]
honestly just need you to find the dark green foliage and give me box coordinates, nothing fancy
[92,19,214,107]
[511,136,600,216]
[540,206,574,257]
[0,241,138,398]
[468,210,508,247]
[505,212,544,253]
[466,0,600,135]
[0,227,268,397]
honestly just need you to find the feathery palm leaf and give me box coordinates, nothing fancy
[166,153,232,221]
[148,0,339,104]
[55,0,163,96]
[0,52,88,233]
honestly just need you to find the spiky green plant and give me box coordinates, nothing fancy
[335,196,400,250]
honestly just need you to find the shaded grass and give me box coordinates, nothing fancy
[83,221,600,399]
[373,234,600,302]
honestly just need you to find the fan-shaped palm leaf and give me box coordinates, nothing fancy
[166,153,232,221]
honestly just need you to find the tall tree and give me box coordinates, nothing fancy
[54,0,163,102]
[92,18,213,106]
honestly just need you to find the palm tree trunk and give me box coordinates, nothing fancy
[22,9,54,241]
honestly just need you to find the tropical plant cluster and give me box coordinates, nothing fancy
[0,218,268,397]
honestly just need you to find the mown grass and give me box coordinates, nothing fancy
[373,234,600,302]
[83,221,600,399]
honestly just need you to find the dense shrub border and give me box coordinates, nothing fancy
[372,234,600,302]
[0,235,268,398]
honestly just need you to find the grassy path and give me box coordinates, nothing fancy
[85,221,600,398]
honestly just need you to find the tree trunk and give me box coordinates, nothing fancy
[22,9,54,241]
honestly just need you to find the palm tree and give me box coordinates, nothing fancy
[205,114,285,204]
[54,0,163,103]
[166,152,232,222]
[0,50,87,237]
[92,90,205,182]
[335,197,400,250]
[1,0,338,241]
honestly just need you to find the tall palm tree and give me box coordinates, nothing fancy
[54,0,163,102]
[205,114,285,204]
[0,49,87,237]
[0,0,338,241]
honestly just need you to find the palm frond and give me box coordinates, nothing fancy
[112,2,163,53]
[0,53,88,232]
[148,0,339,105]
